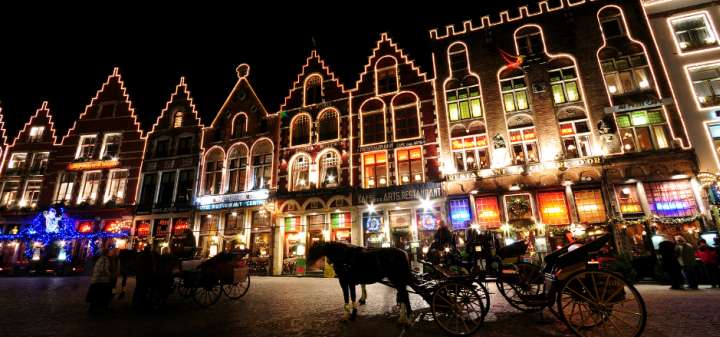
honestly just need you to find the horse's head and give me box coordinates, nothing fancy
[307,241,349,267]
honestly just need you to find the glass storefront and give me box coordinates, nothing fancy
[363,212,384,248]
[389,209,413,251]
[330,212,352,243]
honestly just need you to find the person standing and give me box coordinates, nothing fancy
[86,248,114,313]
[675,236,698,289]
[696,239,718,288]
[658,239,683,290]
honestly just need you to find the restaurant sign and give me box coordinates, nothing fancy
[355,183,443,204]
[196,190,270,211]
[358,139,425,153]
[68,159,120,171]
[604,98,673,114]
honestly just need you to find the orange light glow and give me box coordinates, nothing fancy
[67,159,120,171]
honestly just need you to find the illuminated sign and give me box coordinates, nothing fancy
[67,159,120,171]
[135,221,151,237]
[604,98,673,114]
[77,221,95,233]
[355,183,442,204]
[196,190,269,207]
[173,218,190,235]
[359,139,425,153]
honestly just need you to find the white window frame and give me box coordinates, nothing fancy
[77,170,102,205]
[669,12,719,55]
[500,76,530,113]
[28,126,44,143]
[75,135,97,160]
[54,172,76,204]
[100,133,122,159]
[104,169,129,205]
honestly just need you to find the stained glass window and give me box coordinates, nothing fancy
[475,196,501,228]
[449,198,472,230]
[644,181,698,217]
[537,191,570,225]
[574,190,607,223]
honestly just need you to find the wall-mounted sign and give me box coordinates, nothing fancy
[172,218,190,235]
[196,190,269,211]
[77,220,95,233]
[604,98,673,114]
[446,157,602,182]
[355,183,443,205]
[67,159,120,171]
[135,221,151,237]
[359,139,425,153]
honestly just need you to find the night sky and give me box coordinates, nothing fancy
[0,2,525,139]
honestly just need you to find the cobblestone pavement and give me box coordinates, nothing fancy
[0,276,718,337]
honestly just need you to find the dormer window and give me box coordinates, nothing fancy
[304,75,323,105]
[173,111,184,128]
[28,126,44,143]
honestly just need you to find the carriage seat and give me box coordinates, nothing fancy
[550,234,611,271]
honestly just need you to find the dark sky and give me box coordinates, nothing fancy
[0,2,526,139]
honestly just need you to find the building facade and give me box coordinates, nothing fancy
[429,0,703,273]
[196,64,278,274]
[40,68,144,245]
[133,78,203,252]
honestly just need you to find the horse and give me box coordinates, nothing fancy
[307,241,413,324]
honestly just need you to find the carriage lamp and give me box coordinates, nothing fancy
[422,246,429,254]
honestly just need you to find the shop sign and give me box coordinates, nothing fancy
[173,218,190,235]
[355,183,442,204]
[67,159,120,171]
[196,190,269,211]
[604,98,673,114]
[363,214,383,232]
[77,220,95,233]
[135,221,151,237]
[358,139,425,153]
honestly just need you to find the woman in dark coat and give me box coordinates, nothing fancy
[658,239,684,290]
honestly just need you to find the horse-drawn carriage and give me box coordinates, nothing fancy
[310,233,646,337]
[173,251,251,307]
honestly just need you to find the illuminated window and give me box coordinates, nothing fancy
[516,30,543,55]
[331,212,352,229]
[291,114,311,146]
[671,13,718,52]
[233,114,247,138]
[446,77,482,122]
[396,147,423,185]
[616,110,670,152]
[361,99,386,145]
[601,54,653,96]
[708,124,720,158]
[318,109,339,142]
[448,197,472,230]
[509,127,539,165]
[305,75,323,105]
[549,67,581,104]
[392,93,420,139]
[615,184,644,215]
[76,135,97,160]
[290,155,310,191]
[319,151,340,188]
[688,63,720,108]
[77,171,102,205]
[363,152,387,188]
[100,133,121,159]
[645,181,698,217]
[54,172,77,204]
[22,180,41,209]
[204,150,224,195]
[559,120,592,158]
[7,153,28,172]
[30,152,49,172]
[173,111,184,128]
[501,76,530,112]
[251,141,273,190]
[105,170,128,205]
[28,126,44,143]
[228,146,247,193]
[376,57,398,94]
[452,133,489,171]
[475,196,501,228]
[1,182,19,207]
[574,190,606,223]
[537,191,570,225]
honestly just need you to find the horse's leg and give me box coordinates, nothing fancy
[339,278,351,322]
[359,284,367,305]
[397,286,413,325]
[349,283,358,321]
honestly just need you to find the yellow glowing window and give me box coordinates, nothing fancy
[615,185,643,214]
[510,131,523,143]
[464,138,475,149]
[476,135,488,147]
[397,150,409,161]
[409,148,422,159]
[560,123,575,135]
[448,103,460,121]
[523,129,536,141]
[538,191,570,225]
[574,190,607,223]
[376,153,387,164]
[451,139,463,150]
[364,155,375,165]
[475,196,501,228]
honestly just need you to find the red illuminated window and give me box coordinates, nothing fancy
[396,148,423,185]
[538,191,570,225]
[574,190,607,223]
[134,221,150,237]
[509,127,539,165]
[644,181,698,217]
[363,152,388,188]
[475,196,501,228]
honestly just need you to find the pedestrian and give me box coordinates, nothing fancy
[695,239,718,288]
[675,236,698,289]
[658,239,683,290]
[132,245,153,310]
[86,247,114,313]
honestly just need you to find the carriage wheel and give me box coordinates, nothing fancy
[431,282,486,336]
[223,273,251,300]
[496,262,545,312]
[473,282,491,316]
[557,270,646,337]
[193,283,222,308]
[176,278,195,298]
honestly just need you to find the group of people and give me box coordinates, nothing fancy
[658,236,719,290]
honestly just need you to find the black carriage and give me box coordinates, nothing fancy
[174,251,251,307]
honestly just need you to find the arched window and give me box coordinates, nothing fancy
[361,99,385,145]
[233,114,247,138]
[290,154,311,191]
[318,109,339,142]
[598,7,626,40]
[446,76,482,122]
[291,114,311,146]
[557,109,593,159]
[507,115,539,165]
[451,122,488,172]
[173,111,184,128]
[376,57,398,94]
[227,145,248,193]
[392,93,420,140]
[305,75,323,105]
[448,43,469,73]
[204,148,224,195]
[319,151,340,188]
[515,26,544,55]
[250,140,273,190]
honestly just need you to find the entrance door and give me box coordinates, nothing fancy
[389,209,412,251]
